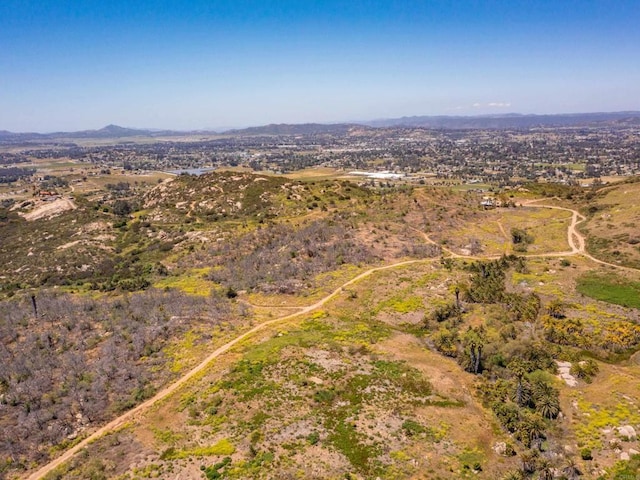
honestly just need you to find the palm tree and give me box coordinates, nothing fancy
[501,470,524,480]
[562,457,582,479]
[520,449,539,474]
[463,326,485,374]
[536,458,554,480]
[532,381,560,419]
[516,411,546,449]
[508,358,532,407]
[535,394,560,419]
[546,299,565,319]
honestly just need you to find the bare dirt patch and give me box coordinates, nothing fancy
[21,197,76,221]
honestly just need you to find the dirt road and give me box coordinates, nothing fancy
[523,201,640,271]
[24,258,428,480]
[413,201,640,273]
[24,200,639,479]
[521,200,585,253]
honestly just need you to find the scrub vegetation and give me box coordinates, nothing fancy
[1,167,639,480]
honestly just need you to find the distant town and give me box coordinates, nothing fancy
[2,115,640,194]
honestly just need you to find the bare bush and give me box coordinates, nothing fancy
[0,289,231,475]
[202,219,378,293]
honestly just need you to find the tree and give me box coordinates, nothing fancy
[432,328,458,357]
[511,228,533,252]
[112,199,132,217]
[462,326,485,374]
[570,359,599,383]
[536,458,554,480]
[501,470,524,480]
[516,411,546,449]
[508,358,532,407]
[493,401,520,432]
[430,302,458,324]
[468,237,482,255]
[532,381,560,419]
[562,457,582,479]
[520,449,539,474]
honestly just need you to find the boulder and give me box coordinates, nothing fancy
[617,425,637,440]
[493,442,507,455]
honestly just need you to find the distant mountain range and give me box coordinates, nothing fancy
[2,112,640,142]
[362,111,640,129]
[222,123,364,136]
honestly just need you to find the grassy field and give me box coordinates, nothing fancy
[576,272,640,309]
[581,180,640,268]
[154,268,215,296]
[437,205,572,255]
[284,167,346,181]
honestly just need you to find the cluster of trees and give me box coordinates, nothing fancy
[426,257,568,477]
[543,315,640,357]
[204,219,378,294]
[0,167,35,183]
[105,181,131,193]
[0,289,231,476]
[39,175,68,189]
[0,153,30,165]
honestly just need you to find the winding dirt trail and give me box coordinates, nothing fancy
[412,201,640,272]
[25,258,428,480]
[521,199,585,254]
[522,201,640,271]
[25,199,640,479]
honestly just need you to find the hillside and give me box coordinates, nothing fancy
[222,123,364,136]
[578,178,640,269]
[1,171,639,480]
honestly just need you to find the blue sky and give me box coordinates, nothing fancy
[1,0,639,132]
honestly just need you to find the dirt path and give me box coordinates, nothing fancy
[521,200,585,254]
[25,200,640,479]
[522,201,640,271]
[24,258,430,480]
[496,220,510,251]
[413,202,640,274]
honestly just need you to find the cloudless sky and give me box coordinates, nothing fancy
[1,0,639,132]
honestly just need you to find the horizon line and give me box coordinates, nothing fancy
[2,109,640,135]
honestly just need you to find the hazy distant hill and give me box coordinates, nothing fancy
[75,124,152,138]
[364,111,640,129]
[0,125,176,143]
[223,123,365,135]
[52,124,175,139]
[0,130,46,142]
[3,111,640,143]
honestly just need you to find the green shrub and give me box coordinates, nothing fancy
[307,431,320,445]
[580,448,593,460]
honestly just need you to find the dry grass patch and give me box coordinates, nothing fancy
[582,181,640,268]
